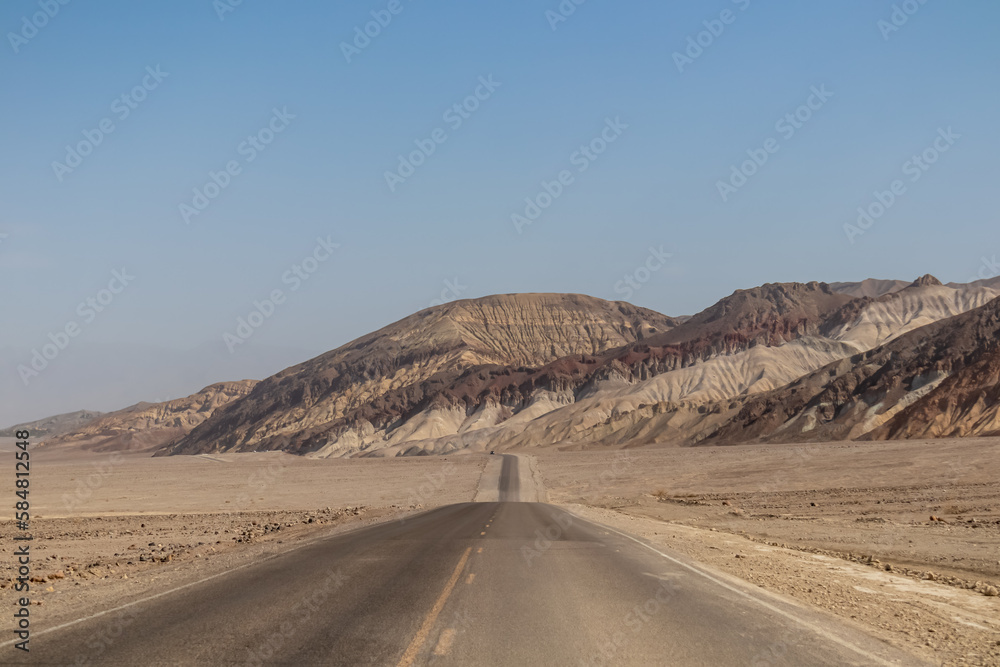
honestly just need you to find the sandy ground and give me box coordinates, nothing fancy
[0,441,486,631]
[3,437,999,665]
[12,443,484,517]
[535,439,1000,666]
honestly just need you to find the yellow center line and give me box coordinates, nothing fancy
[396,547,472,667]
[432,628,457,656]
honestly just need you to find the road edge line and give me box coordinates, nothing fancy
[0,506,439,649]
[564,507,904,667]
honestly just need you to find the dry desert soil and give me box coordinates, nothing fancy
[1,437,998,665]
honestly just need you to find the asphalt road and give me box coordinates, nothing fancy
[8,455,922,666]
[497,453,519,503]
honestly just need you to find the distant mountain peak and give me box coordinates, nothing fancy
[911,274,943,287]
[828,278,910,299]
[53,277,1000,458]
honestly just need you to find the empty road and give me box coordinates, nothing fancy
[7,455,922,665]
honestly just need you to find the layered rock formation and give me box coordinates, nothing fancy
[162,294,678,456]
[45,381,257,453]
[49,275,1000,457]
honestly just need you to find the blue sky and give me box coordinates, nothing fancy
[2,0,998,424]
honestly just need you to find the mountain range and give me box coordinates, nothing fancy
[21,275,1000,457]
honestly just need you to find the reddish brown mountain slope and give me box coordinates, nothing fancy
[700,295,1000,444]
[162,294,679,456]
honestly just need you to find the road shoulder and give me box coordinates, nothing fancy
[563,502,1000,666]
[473,455,502,502]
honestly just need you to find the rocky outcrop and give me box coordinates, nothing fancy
[83,276,1000,458]
[698,295,1000,444]
[163,281,926,457]
[163,294,679,456]
[46,381,257,453]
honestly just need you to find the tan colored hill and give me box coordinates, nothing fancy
[825,275,999,349]
[0,410,103,439]
[44,381,257,453]
[828,278,910,299]
[105,275,1000,458]
[342,281,859,455]
[695,293,1000,444]
[162,294,679,456]
[320,277,999,456]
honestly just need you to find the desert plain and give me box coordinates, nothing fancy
[2,436,998,665]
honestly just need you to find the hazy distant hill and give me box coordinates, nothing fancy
[43,381,257,453]
[0,410,103,438]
